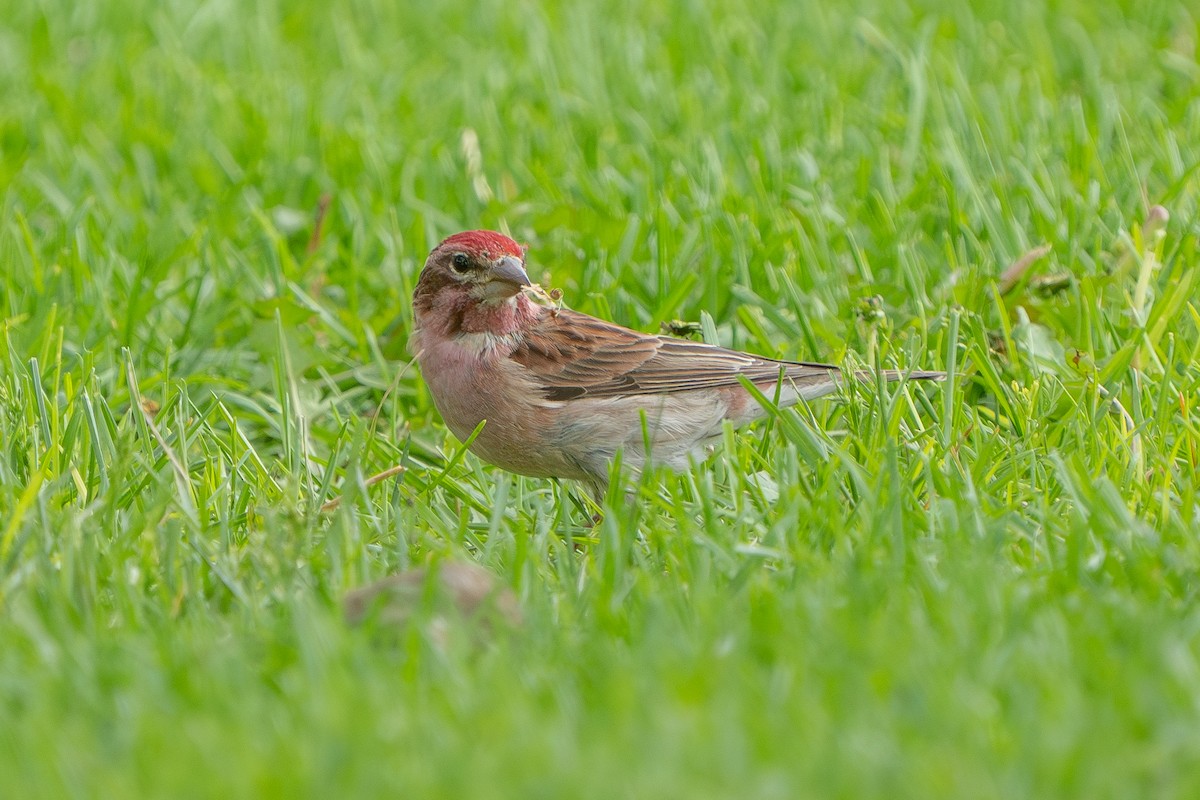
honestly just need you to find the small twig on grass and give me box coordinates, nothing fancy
[305,193,332,256]
[320,464,408,512]
[1027,273,1073,294]
[998,244,1052,295]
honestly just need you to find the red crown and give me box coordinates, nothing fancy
[439,230,525,260]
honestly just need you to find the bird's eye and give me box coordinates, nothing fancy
[451,253,471,273]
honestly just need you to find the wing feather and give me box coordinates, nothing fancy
[509,308,837,401]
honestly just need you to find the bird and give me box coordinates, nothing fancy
[409,230,942,502]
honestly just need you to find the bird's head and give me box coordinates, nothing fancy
[414,230,531,309]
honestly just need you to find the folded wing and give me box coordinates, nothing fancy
[510,308,838,401]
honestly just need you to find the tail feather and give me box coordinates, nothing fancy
[872,370,946,382]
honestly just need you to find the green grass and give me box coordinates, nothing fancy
[2,0,1200,796]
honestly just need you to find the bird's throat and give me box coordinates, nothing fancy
[457,293,540,336]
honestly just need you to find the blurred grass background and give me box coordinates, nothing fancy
[2,0,1199,796]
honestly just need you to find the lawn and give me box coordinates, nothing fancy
[2,0,1199,796]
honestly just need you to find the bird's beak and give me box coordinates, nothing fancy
[487,255,531,297]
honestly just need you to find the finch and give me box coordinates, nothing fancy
[410,230,942,500]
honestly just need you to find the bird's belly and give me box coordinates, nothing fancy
[550,391,734,475]
[420,349,588,481]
